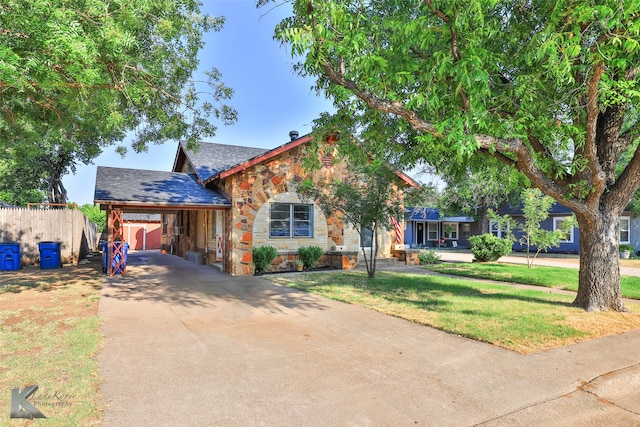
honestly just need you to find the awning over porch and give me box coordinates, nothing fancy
[94,166,230,212]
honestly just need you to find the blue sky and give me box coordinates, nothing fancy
[64,0,335,206]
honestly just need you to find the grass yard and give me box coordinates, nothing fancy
[0,256,103,426]
[270,270,640,354]
[424,262,640,300]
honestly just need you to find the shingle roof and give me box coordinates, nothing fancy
[182,142,269,182]
[94,166,230,207]
[406,207,441,221]
[499,202,573,216]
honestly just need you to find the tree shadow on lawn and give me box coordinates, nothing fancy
[0,256,103,294]
[367,272,576,311]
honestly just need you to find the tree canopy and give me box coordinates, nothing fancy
[0,0,236,203]
[268,0,640,312]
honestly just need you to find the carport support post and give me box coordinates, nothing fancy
[107,207,125,276]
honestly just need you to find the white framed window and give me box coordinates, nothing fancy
[620,217,630,244]
[443,222,458,240]
[553,217,574,243]
[489,220,509,238]
[427,222,439,240]
[269,203,313,238]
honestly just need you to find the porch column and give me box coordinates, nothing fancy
[108,207,125,276]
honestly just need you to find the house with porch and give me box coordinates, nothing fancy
[403,207,478,249]
[403,200,637,255]
[94,132,418,275]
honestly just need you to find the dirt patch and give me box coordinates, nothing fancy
[0,254,102,328]
[1,258,100,312]
[0,253,104,426]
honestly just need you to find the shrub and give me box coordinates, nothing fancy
[298,246,324,269]
[619,244,636,258]
[418,249,440,264]
[469,234,513,262]
[252,245,278,274]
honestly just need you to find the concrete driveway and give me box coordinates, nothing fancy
[98,251,640,426]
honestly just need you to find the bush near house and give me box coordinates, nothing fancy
[298,246,324,270]
[252,245,278,275]
[418,249,440,264]
[469,234,513,262]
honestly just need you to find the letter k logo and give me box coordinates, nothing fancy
[10,385,46,419]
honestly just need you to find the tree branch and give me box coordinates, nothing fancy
[319,59,442,137]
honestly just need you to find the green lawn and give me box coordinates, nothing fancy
[423,262,640,300]
[270,270,640,354]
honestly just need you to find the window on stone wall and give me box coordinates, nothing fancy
[270,203,313,238]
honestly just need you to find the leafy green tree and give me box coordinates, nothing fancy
[0,155,46,206]
[439,157,526,233]
[515,189,576,268]
[268,0,640,312]
[298,160,404,278]
[79,204,107,233]
[0,0,237,203]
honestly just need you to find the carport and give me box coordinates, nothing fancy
[94,166,230,275]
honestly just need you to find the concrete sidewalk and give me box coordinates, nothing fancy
[434,249,640,277]
[98,251,640,426]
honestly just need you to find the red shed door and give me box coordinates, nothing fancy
[123,224,162,250]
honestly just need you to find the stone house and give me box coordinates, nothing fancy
[95,132,418,275]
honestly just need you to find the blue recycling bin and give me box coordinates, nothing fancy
[102,241,129,274]
[0,242,21,271]
[38,241,61,269]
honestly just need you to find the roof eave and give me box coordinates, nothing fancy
[95,201,230,211]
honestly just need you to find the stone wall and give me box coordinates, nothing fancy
[218,139,399,276]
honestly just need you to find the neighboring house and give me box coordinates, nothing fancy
[406,202,638,254]
[497,203,639,254]
[123,213,162,250]
[94,132,418,275]
[493,203,579,253]
[404,207,478,249]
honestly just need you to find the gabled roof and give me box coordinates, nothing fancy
[94,166,230,210]
[174,134,420,188]
[173,142,269,183]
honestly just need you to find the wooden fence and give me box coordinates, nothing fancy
[0,208,99,266]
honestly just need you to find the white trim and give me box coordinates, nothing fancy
[489,219,509,238]
[427,222,439,241]
[443,222,458,240]
[553,217,574,243]
[620,216,630,244]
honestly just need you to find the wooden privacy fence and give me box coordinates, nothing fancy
[0,208,99,266]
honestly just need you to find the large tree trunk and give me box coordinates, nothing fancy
[574,211,627,312]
